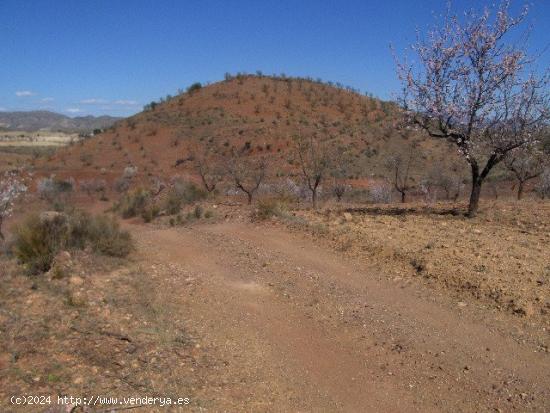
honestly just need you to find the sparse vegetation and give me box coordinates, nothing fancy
[2,1,550,411]
[0,170,27,241]
[187,82,202,94]
[37,175,74,203]
[294,135,332,208]
[505,146,547,200]
[114,188,151,218]
[227,153,268,204]
[256,198,287,220]
[13,210,132,274]
[385,145,418,203]
[193,148,223,193]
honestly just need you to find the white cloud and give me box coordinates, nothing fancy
[66,108,83,114]
[79,98,138,106]
[113,99,138,105]
[81,98,107,104]
[15,90,36,97]
[41,97,55,102]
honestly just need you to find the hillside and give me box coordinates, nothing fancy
[41,75,462,185]
[0,110,120,133]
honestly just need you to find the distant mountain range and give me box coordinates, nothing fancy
[0,110,122,133]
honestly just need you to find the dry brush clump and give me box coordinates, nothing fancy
[113,178,208,223]
[79,178,108,199]
[113,165,139,193]
[113,188,152,219]
[165,179,208,214]
[37,175,75,204]
[13,209,133,275]
[255,197,289,220]
[368,180,393,203]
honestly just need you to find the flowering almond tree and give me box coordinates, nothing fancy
[396,1,550,216]
[0,171,27,241]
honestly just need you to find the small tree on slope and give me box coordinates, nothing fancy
[295,134,333,208]
[227,153,268,205]
[504,146,547,200]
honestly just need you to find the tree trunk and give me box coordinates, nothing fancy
[517,180,525,200]
[312,189,317,209]
[247,192,253,205]
[401,191,406,203]
[467,179,482,218]
[0,216,4,241]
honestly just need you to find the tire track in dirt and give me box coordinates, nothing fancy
[131,222,550,412]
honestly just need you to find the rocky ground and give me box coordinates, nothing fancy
[0,200,549,412]
[290,200,550,327]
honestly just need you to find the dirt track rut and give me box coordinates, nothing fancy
[133,222,550,412]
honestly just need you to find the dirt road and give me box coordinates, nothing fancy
[133,221,550,412]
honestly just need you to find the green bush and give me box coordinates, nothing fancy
[13,210,133,274]
[187,82,202,94]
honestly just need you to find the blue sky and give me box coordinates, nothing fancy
[1,0,548,117]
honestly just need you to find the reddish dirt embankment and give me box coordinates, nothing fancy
[1,217,549,412]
